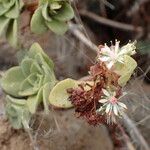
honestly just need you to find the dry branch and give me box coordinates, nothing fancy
[79,10,143,33]
[122,113,150,150]
[69,23,98,52]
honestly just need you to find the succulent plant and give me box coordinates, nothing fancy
[31,0,74,35]
[1,43,57,116]
[0,0,24,47]
[5,95,31,129]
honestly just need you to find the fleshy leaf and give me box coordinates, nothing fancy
[26,87,43,114]
[54,3,74,21]
[21,58,34,77]
[31,7,48,34]
[1,66,25,97]
[6,19,18,47]
[45,19,68,35]
[42,3,52,21]
[49,78,78,108]
[5,1,20,19]
[5,95,31,129]
[19,77,40,96]
[28,43,54,69]
[0,16,10,36]
[43,82,52,113]
[30,61,43,74]
[114,55,137,86]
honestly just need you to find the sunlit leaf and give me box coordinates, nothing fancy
[43,82,52,113]
[31,7,48,34]
[26,87,43,114]
[45,19,68,35]
[49,78,78,108]
[114,55,137,86]
[54,3,74,21]
[1,67,25,97]
[5,1,20,19]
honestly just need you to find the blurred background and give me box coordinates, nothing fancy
[0,0,150,150]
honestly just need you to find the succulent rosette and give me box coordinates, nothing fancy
[31,0,74,35]
[0,0,23,47]
[1,43,57,128]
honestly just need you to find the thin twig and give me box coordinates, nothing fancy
[122,112,150,150]
[117,123,136,150]
[79,10,143,33]
[69,23,98,53]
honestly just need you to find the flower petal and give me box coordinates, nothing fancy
[102,89,110,97]
[99,56,110,62]
[118,102,127,109]
[106,103,111,114]
[113,104,118,116]
[107,61,114,69]
[99,99,108,103]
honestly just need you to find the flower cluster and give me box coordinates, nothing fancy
[68,62,120,125]
[68,41,137,125]
[98,40,136,69]
[97,89,127,124]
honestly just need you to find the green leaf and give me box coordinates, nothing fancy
[5,1,20,19]
[6,95,26,106]
[0,5,8,16]
[19,0,24,9]
[114,55,137,86]
[49,78,78,108]
[28,44,44,59]
[5,95,31,129]
[50,2,62,10]
[29,43,54,69]
[45,19,68,35]
[43,83,52,113]
[19,77,40,96]
[27,87,43,114]
[54,3,74,21]
[31,7,48,34]
[21,58,34,77]
[16,49,28,63]
[6,19,18,47]
[1,66,25,97]
[42,3,52,21]
[0,16,10,36]
[30,61,43,74]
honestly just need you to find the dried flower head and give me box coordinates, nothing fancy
[68,41,137,125]
[68,62,120,125]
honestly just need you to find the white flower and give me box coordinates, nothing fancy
[98,40,136,69]
[97,89,127,124]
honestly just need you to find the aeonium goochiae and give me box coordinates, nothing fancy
[0,0,74,47]
[0,41,137,129]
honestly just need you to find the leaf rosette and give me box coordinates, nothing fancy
[1,43,57,116]
[0,0,23,47]
[31,0,74,35]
